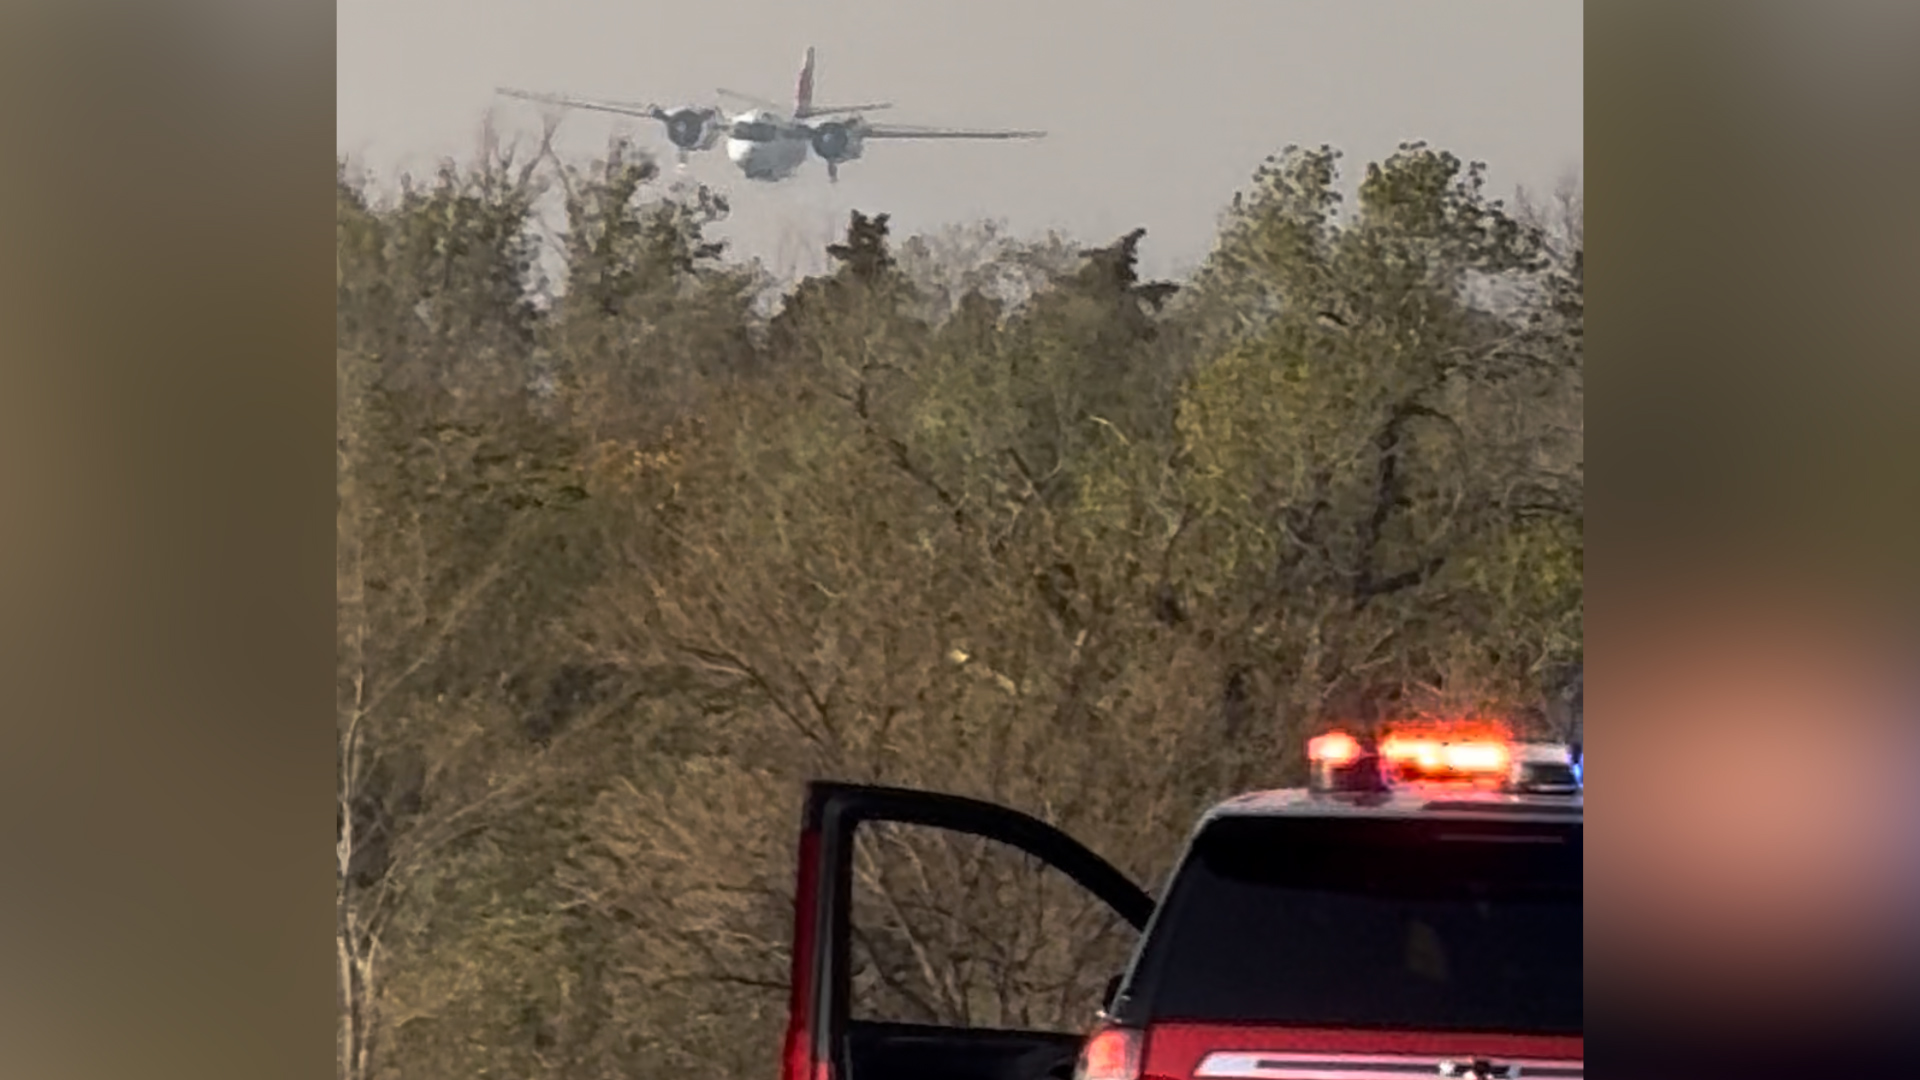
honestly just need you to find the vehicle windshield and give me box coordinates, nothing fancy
[1119,814,1581,1035]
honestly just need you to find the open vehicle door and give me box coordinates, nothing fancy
[783,781,1155,1080]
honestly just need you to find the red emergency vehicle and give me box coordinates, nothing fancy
[780,723,1582,1080]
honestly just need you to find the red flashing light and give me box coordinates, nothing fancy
[1380,735,1441,768]
[1441,741,1511,772]
[1076,1026,1142,1080]
[1307,731,1361,767]
[1310,722,1521,791]
[1372,720,1515,785]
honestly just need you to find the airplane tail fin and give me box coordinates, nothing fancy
[795,46,816,116]
[789,46,891,117]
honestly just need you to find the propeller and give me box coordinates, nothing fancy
[496,89,720,170]
[809,122,854,183]
[658,106,726,169]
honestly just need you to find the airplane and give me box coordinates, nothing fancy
[497,47,1045,183]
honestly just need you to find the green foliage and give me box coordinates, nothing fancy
[766,211,928,384]
[337,136,1581,1078]
[550,144,765,444]
[337,148,547,402]
[1169,141,1581,735]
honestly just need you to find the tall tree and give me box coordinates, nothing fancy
[549,143,765,445]
[337,141,623,1080]
[1171,142,1580,759]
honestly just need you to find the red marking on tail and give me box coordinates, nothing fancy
[795,46,816,114]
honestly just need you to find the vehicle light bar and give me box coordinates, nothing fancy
[1374,720,1516,787]
[1306,730,1388,794]
[1306,731,1361,767]
[1307,721,1583,794]
[1509,740,1581,794]
[1380,735,1512,776]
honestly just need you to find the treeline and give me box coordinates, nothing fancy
[337,136,1582,1079]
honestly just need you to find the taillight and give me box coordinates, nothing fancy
[1074,1026,1143,1080]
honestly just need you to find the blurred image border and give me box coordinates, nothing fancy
[4,1,1917,1077]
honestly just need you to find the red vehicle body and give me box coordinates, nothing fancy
[780,730,1583,1080]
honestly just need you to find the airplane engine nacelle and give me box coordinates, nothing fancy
[663,108,721,152]
[809,122,867,164]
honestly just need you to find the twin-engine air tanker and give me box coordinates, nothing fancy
[498,46,1045,182]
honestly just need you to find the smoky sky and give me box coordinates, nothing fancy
[338,0,1582,281]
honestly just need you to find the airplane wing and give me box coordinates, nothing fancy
[721,87,895,119]
[495,87,666,121]
[799,101,894,117]
[715,86,785,112]
[858,123,1045,140]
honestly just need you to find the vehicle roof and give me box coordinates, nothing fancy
[1201,785,1582,825]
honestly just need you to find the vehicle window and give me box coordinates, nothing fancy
[847,820,1138,1034]
[1122,816,1581,1035]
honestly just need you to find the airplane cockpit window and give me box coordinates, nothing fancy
[731,120,778,142]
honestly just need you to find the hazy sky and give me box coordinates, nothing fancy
[338,0,1582,280]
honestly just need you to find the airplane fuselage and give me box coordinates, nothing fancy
[724,110,811,181]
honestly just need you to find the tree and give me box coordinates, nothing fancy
[337,139,630,1080]
[333,135,1583,1078]
[893,219,1084,324]
[1170,142,1580,760]
[554,223,1229,1072]
[561,365,1213,1072]
[766,211,927,379]
[548,143,765,446]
